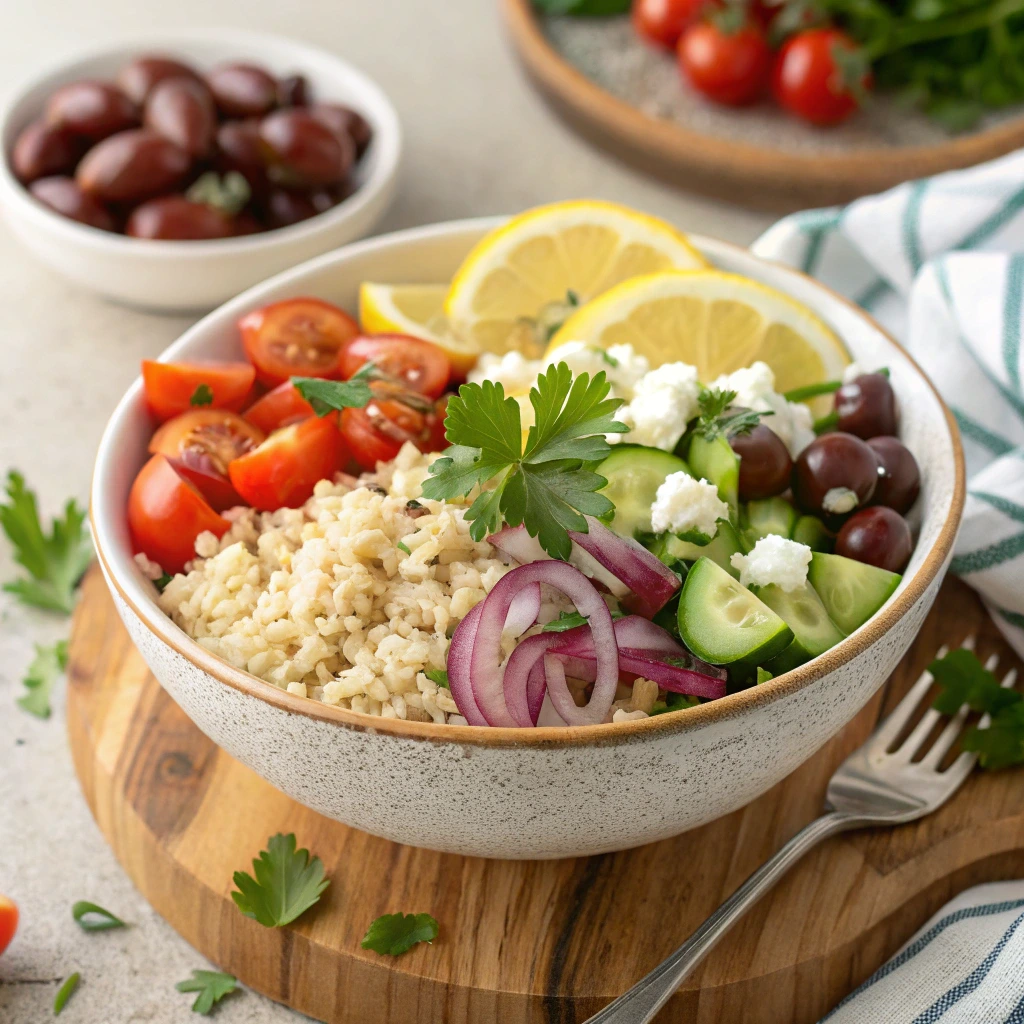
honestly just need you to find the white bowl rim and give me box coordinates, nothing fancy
[0,27,402,257]
[89,215,966,749]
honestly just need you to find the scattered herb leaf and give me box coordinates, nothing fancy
[53,973,80,1015]
[17,641,69,719]
[424,669,449,688]
[292,364,377,416]
[757,667,774,684]
[361,912,439,956]
[231,833,329,928]
[542,608,626,632]
[72,901,126,932]
[155,572,173,593]
[532,0,630,13]
[190,383,214,407]
[649,692,700,716]
[186,170,251,216]
[692,386,771,442]
[175,970,239,1015]
[396,541,411,555]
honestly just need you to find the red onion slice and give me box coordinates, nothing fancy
[504,582,542,637]
[610,615,686,654]
[503,632,552,727]
[446,602,488,726]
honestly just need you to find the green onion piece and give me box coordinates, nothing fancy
[72,901,126,932]
[54,973,80,1015]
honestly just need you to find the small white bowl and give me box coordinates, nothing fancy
[0,30,401,313]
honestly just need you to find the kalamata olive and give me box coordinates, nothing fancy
[76,129,191,203]
[29,176,115,231]
[277,74,310,108]
[144,78,216,157]
[309,102,372,157]
[260,109,353,188]
[126,196,234,240]
[836,506,912,573]
[834,373,897,439]
[118,56,202,106]
[261,187,318,229]
[867,436,920,515]
[11,120,85,183]
[793,431,878,518]
[214,120,269,190]
[205,64,278,118]
[730,424,792,500]
[46,81,137,140]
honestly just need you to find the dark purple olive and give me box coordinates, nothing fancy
[730,424,792,500]
[118,56,202,106]
[793,431,878,518]
[836,506,912,573]
[46,80,138,140]
[867,436,920,515]
[260,109,353,187]
[214,120,269,190]
[144,78,216,157]
[76,129,191,203]
[205,64,278,118]
[29,176,115,231]
[261,187,317,228]
[309,102,372,157]
[11,120,85,183]
[834,373,897,439]
[126,196,234,240]
[277,74,310,108]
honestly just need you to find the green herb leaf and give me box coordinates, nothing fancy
[186,170,251,216]
[531,0,630,16]
[361,912,439,956]
[72,901,126,932]
[175,970,239,1015]
[649,692,700,716]
[757,667,774,684]
[54,973,80,1015]
[190,383,214,407]
[155,572,173,593]
[18,640,69,719]
[292,364,377,416]
[542,608,627,632]
[1,472,92,614]
[424,669,449,688]
[693,386,771,442]
[231,833,329,928]
[396,540,411,555]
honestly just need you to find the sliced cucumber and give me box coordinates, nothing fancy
[678,557,793,666]
[793,515,834,553]
[757,581,846,669]
[597,445,690,539]
[807,552,902,635]
[742,497,798,545]
[660,519,744,578]
[687,434,739,513]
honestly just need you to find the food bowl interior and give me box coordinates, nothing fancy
[92,218,961,727]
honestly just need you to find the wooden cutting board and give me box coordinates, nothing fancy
[66,566,1024,1024]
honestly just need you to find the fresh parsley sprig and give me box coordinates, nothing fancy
[176,970,239,1015]
[361,912,439,956]
[422,363,626,559]
[231,833,329,928]
[292,363,377,416]
[17,640,68,719]
[692,386,771,442]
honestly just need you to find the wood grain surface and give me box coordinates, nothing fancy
[66,566,1024,1023]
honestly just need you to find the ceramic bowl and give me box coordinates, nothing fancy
[0,30,400,313]
[90,218,965,859]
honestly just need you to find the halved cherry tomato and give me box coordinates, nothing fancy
[128,455,229,574]
[339,334,451,399]
[243,381,316,434]
[0,896,18,957]
[141,361,256,422]
[149,409,265,511]
[632,0,710,48]
[238,297,360,387]
[772,28,869,126]
[678,20,772,106]
[341,384,448,471]
[229,414,344,511]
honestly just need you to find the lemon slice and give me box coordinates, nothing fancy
[547,270,850,397]
[445,200,708,358]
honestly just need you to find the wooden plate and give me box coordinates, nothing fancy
[503,0,1024,212]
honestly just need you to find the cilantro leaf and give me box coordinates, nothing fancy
[175,970,239,1015]
[190,383,214,407]
[424,669,449,688]
[1,472,92,614]
[361,912,439,956]
[542,609,626,632]
[693,386,772,442]
[72,901,126,932]
[17,640,68,719]
[231,833,329,927]
[292,364,376,416]
[54,973,80,1015]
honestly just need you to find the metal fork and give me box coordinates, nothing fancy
[586,638,1018,1024]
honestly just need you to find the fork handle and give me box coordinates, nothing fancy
[584,810,856,1024]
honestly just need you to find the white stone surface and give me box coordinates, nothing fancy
[0,1,769,1020]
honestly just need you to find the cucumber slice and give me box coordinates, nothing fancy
[687,434,739,513]
[678,557,793,665]
[807,552,901,635]
[661,519,744,578]
[597,445,690,539]
[757,581,845,668]
[742,498,798,544]
[792,515,834,553]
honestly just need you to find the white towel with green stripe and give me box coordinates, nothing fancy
[754,151,1024,658]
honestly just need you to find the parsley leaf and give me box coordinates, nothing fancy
[292,363,376,416]
[1,472,92,614]
[361,912,439,956]
[231,833,329,927]
[532,0,630,14]
[424,669,449,688]
[190,383,214,407]
[175,970,239,1015]
[17,640,68,718]
[72,901,126,932]
[693,386,771,442]
[54,973,80,1015]
[396,540,411,554]
[542,608,626,632]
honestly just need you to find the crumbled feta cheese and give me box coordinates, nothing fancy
[731,535,812,592]
[842,362,866,384]
[544,340,650,398]
[616,361,701,451]
[467,350,541,392]
[822,486,859,514]
[651,473,729,538]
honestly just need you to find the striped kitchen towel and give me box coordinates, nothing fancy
[821,880,1024,1023]
[754,150,1024,658]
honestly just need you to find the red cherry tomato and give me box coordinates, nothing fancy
[228,414,344,510]
[141,360,256,422]
[678,20,772,105]
[238,297,360,387]
[338,334,451,399]
[243,381,316,434]
[0,896,18,957]
[632,0,710,48]
[340,385,448,471]
[772,28,869,126]
[128,455,229,574]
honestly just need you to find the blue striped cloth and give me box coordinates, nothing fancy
[754,151,1024,658]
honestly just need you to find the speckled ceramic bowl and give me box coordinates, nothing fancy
[90,218,965,859]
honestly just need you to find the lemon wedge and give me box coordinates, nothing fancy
[445,200,707,358]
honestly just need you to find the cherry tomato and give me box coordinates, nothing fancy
[142,361,256,422]
[340,384,447,471]
[339,335,451,399]
[0,895,18,957]
[149,408,264,510]
[243,381,316,434]
[632,0,709,48]
[678,20,771,106]
[238,297,360,387]
[228,414,344,510]
[772,28,869,126]
[128,454,229,573]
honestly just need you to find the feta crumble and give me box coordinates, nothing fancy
[545,340,650,398]
[822,486,859,514]
[842,362,866,384]
[730,535,812,592]
[651,473,729,538]
[467,350,541,392]
[616,361,701,451]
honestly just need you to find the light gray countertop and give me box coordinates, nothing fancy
[0,1,770,1020]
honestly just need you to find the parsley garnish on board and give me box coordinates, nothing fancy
[175,970,239,1015]
[17,640,68,719]
[422,364,626,559]
[292,362,377,416]
[231,833,329,927]
[361,912,439,956]
[692,386,771,442]
[72,901,126,932]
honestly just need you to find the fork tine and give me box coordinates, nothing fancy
[916,652,1000,767]
[942,749,978,786]
[869,644,950,753]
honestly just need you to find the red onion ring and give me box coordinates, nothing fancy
[446,602,488,726]
[504,582,542,636]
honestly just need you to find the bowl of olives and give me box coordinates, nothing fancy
[0,30,401,312]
